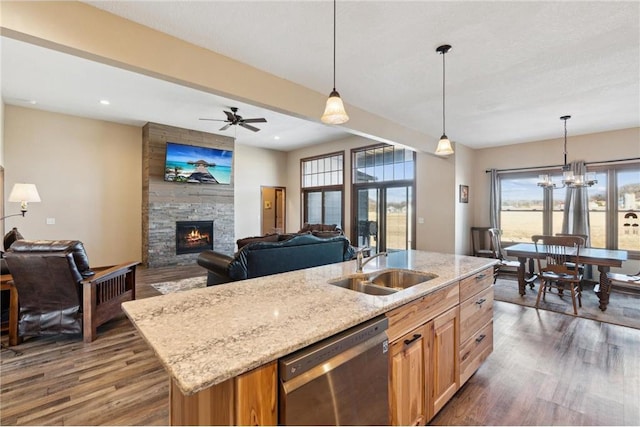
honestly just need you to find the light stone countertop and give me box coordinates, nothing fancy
[122,250,497,396]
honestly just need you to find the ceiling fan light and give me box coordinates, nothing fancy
[435,134,454,156]
[321,90,349,124]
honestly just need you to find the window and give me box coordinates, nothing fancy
[301,152,344,227]
[352,145,416,252]
[499,162,640,258]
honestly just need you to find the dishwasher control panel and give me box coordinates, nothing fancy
[279,316,388,382]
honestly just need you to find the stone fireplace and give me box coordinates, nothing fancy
[142,122,235,267]
[175,220,214,255]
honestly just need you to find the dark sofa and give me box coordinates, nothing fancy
[197,233,355,286]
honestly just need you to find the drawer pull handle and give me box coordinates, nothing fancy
[475,334,486,343]
[476,274,486,280]
[461,351,471,361]
[476,298,487,305]
[404,334,422,346]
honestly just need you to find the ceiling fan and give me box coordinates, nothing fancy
[199,107,267,132]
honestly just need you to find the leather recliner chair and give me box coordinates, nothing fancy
[5,240,138,343]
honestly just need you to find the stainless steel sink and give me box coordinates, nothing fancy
[327,269,437,295]
[369,269,438,290]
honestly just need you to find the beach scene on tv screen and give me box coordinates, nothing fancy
[164,142,232,184]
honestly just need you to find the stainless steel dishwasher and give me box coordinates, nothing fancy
[278,316,389,425]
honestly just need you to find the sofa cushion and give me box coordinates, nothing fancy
[236,233,279,249]
[312,230,342,238]
[299,223,341,233]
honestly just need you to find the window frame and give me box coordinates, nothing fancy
[300,151,345,227]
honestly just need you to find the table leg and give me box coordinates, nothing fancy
[595,266,611,311]
[517,256,527,296]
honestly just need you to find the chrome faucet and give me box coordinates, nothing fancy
[356,247,388,273]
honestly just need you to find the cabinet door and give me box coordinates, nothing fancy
[429,306,459,417]
[389,325,428,426]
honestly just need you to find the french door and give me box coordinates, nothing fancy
[353,184,414,253]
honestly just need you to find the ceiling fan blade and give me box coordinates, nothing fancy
[224,110,236,122]
[199,118,226,122]
[242,118,267,123]
[239,122,260,132]
[219,124,231,131]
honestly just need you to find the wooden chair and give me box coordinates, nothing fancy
[487,228,537,288]
[471,227,494,258]
[5,240,138,343]
[532,235,585,315]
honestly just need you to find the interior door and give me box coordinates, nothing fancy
[261,186,286,235]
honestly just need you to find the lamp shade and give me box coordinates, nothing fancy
[435,135,454,156]
[321,90,349,125]
[8,183,41,203]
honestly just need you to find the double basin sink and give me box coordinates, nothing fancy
[328,269,438,296]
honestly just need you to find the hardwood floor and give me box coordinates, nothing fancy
[1,265,639,426]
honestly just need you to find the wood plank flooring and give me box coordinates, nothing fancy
[2,265,639,426]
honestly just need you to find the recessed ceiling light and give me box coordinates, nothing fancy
[274,136,280,140]
[27,100,37,105]
[99,99,110,105]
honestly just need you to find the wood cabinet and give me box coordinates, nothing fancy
[429,306,459,416]
[170,362,277,426]
[458,267,494,385]
[386,283,459,425]
[389,324,429,426]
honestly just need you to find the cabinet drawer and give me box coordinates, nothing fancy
[459,321,493,385]
[459,286,493,344]
[386,283,458,343]
[459,267,493,302]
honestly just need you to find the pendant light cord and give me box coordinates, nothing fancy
[442,49,446,135]
[563,117,567,166]
[332,0,336,91]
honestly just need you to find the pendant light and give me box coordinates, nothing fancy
[537,115,597,188]
[435,44,454,156]
[321,0,349,125]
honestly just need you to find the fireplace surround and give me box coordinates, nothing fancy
[142,122,235,267]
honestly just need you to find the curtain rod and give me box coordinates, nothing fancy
[485,157,640,173]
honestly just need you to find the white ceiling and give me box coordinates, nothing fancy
[2,1,639,152]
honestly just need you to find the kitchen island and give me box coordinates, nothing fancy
[122,250,497,425]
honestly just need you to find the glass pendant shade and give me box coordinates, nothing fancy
[321,89,349,125]
[435,134,454,156]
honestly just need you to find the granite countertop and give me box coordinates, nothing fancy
[122,250,497,396]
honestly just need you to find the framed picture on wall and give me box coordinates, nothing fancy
[459,185,469,203]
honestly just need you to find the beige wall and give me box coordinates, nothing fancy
[3,106,142,266]
[234,144,287,239]
[454,143,474,255]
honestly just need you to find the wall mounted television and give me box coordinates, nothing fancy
[164,142,233,184]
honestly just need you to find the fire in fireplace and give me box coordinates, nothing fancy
[175,221,214,255]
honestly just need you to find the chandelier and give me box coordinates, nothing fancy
[537,115,597,189]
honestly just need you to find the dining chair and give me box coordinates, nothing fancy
[532,234,585,315]
[487,228,520,282]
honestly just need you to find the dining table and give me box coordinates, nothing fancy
[504,243,628,311]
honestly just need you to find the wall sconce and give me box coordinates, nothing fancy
[1,183,41,220]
